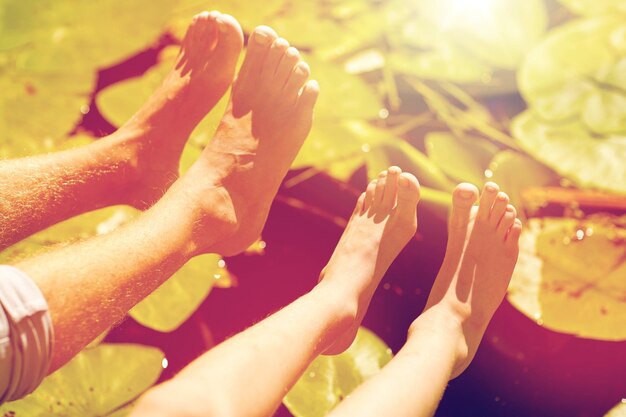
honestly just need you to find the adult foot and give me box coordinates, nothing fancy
[164,25,319,256]
[319,167,421,354]
[113,11,243,208]
[417,182,522,378]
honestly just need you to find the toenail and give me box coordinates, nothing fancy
[399,177,409,187]
[459,189,475,199]
[216,17,228,32]
[253,31,271,45]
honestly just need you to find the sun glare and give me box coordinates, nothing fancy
[441,0,496,29]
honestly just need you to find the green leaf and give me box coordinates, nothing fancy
[130,254,230,333]
[96,46,229,153]
[293,119,391,181]
[507,215,626,341]
[283,327,393,417]
[512,110,626,195]
[425,132,499,186]
[488,151,560,213]
[305,54,383,121]
[0,0,173,158]
[605,402,626,417]
[169,0,287,39]
[519,16,626,128]
[0,344,164,416]
[558,0,626,15]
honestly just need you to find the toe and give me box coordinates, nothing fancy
[505,218,523,255]
[261,38,290,81]
[397,172,420,218]
[363,180,378,213]
[212,13,244,59]
[450,183,479,231]
[476,182,499,224]
[284,61,311,104]
[232,25,277,117]
[354,192,367,216]
[380,166,401,213]
[373,171,387,210]
[497,205,517,240]
[489,192,509,228]
[275,47,300,87]
[296,80,319,118]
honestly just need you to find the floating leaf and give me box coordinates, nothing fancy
[512,111,626,195]
[0,344,164,416]
[425,132,498,186]
[605,402,626,417]
[305,54,383,121]
[519,16,626,128]
[488,151,560,212]
[558,0,626,15]
[283,327,393,417]
[508,215,626,341]
[0,0,173,157]
[130,254,231,332]
[169,0,286,39]
[96,46,230,152]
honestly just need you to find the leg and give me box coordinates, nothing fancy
[129,169,421,417]
[163,25,320,256]
[0,12,242,250]
[12,22,317,374]
[327,182,522,417]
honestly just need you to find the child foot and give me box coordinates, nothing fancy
[114,11,243,208]
[419,182,522,378]
[320,167,421,354]
[169,26,319,256]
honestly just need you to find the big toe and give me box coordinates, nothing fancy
[212,13,244,59]
[232,25,278,117]
[450,183,479,232]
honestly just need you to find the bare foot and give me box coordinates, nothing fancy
[416,182,522,378]
[319,167,421,354]
[111,11,243,208]
[165,26,319,256]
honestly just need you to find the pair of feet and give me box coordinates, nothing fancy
[321,169,521,378]
[110,11,318,255]
[104,11,521,378]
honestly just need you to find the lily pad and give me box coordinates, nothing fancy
[605,402,626,417]
[425,132,499,186]
[283,327,393,417]
[512,110,626,195]
[96,46,230,152]
[130,254,231,333]
[488,150,560,212]
[168,0,286,40]
[507,215,626,341]
[0,343,164,416]
[0,0,173,157]
[304,54,383,121]
[558,0,626,15]
[519,16,626,127]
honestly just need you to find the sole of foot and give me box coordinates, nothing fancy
[170,25,319,256]
[112,11,243,209]
[319,167,421,354]
[419,182,522,378]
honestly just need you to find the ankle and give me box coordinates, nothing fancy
[407,305,469,374]
[312,281,359,331]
